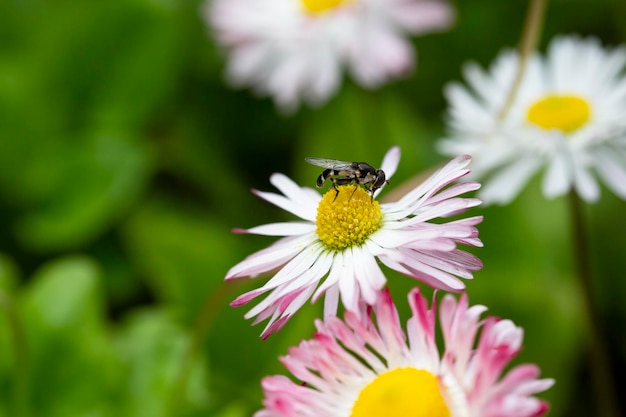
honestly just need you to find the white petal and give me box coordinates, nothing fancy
[403,198,479,225]
[369,228,426,249]
[405,238,456,252]
[270,173,321,206]
[347,25,413,87]
[253,189,317,221]
[380,146,401,181]
[352,247,386,305]
[323,285,339,317]
[268,56,311,110]
[245,222,316,236]
[337,248,360,313]
[480,156,542,204]
[376,249,414,276]
[256,242,328,291]
[444,82,494,130]
[244,252,331,319]
[391,155,472,213]
[463,61,500,109]
[401,255,466,291]
[226,233,316,279]
[594,148,626,198]
[388,0,454,35]
[307,47,341,106]
[313,251,343,302]
[542,152,571,199]
[411,251,475,279]
[572,161,600,202]
[423,181,481,206]
[227,43,272,86]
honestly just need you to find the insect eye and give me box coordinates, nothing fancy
[374,171,386,187]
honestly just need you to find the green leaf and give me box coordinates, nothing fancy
[0,255,21,415]
[14,133,154,252]
[22,256,103,331]
[121,196,246,320]
[0,253,19,293]
[114,308,210,417]
[20,256,121,417]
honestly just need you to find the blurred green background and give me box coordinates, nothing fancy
[0,0,625,416]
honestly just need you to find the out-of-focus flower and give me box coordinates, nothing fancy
[439,35,626,204]
[254,287,554,417]
[226,147,482,338]
[204,0,454,111]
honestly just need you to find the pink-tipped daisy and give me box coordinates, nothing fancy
[255,287,554,417]
[439,35,626,204]
[226,147,483,338]
[204,0,454,111]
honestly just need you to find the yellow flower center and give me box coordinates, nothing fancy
[315,185,382,251]
[526,94,591,133]
[300,0,348,14]
[351,368,450,417]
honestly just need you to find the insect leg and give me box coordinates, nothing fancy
[330,178,340,201]
[333,176,357,202]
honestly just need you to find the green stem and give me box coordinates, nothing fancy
[167,281,242,416]
[567,191,620,417]
[497,0,547,122]
[0,290,29,417]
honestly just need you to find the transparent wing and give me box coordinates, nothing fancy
[304,157,354,170]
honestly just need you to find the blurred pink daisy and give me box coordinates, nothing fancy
[255,287,554,417]
[204,0,454,111]
[226,147,483,338]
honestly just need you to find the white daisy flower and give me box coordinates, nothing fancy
[439,35,626,204]
[254,287,554,417]
[226,147,483,338]
[204,0,454,111]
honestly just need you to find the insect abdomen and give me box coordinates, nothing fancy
[316,169,334,188]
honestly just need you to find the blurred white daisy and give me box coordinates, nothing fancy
[439,35,626,204]
[255,287,554,417]
[205,0,454,111]
[226,147,482,338]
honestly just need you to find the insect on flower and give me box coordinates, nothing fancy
[305,157,387,201]
[227,148,484,339]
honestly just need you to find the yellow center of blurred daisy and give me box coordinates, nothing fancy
[526,94,591,133]
[300,0,347,13]
[315,185,382,251]
[351,368,450,417]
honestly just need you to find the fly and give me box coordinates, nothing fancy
[304,157,387,201]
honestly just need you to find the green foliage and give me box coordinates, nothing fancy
[0,0,624,416]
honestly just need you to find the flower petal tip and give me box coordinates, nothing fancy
[261,316,291,340]
[455,154,472,165]
[387,146,401,160]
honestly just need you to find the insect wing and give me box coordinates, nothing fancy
[304,157,354,170]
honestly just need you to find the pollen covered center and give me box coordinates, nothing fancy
[315,185,382,251]
[526,94,591,133]
[300,0,348,14]
[350,367,450,417]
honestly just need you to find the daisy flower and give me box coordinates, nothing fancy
[204,0,454,111]
[439,35,626,204]
[226,147,483,338]
[255,287,554,417]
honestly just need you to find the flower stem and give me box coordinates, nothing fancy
[0,290,30,417]
[497,0,547,122]
[167,281,243,416]
[567,191,620,417]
